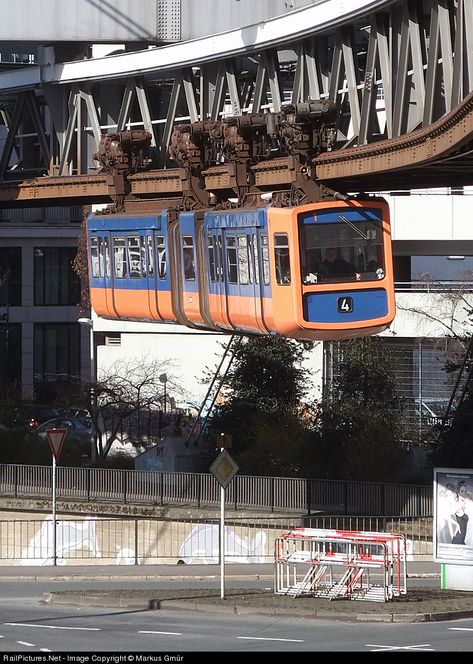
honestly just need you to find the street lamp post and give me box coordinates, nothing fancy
[159,373,167,414]
[78,317,97,463]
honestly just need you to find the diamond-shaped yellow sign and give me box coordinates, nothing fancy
[210,450,239,489]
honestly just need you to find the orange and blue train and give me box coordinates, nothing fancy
[88,198,395,341]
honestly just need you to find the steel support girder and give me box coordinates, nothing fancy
[1,0,473,179]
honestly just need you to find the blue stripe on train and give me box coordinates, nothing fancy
[303,289,388,323]
[299,208,383,225]
[88,213,166,231]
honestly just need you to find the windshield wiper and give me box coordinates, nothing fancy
[339,215,369,240]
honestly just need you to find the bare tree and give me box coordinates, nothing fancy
[85,357,179,464]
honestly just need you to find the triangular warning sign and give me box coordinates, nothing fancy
[46,428,67,461]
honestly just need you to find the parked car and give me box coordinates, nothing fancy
[36,417,92,446]
[414,398,451,426]
[13,403,59,430]
[58,407,91,423]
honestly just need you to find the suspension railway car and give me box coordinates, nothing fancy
[88,199,395,341]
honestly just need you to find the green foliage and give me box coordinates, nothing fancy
[206,335,315,476]
[432,387,473,468]
[309,337,405,481]
[0,428,51,465]
[0,428,88,467]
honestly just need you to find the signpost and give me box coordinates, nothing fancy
[46,428,67,566]
[210,437,238,599]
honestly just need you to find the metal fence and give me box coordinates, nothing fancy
[0,514,433,565]
[0,464,432,517]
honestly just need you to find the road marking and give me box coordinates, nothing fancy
[139,630,183,636]
[40,649,51,653]
[5,623,100,631]
[449,628,473,632]
[238,636,304,643]
[17,641,35,647]
[366,644,434,651]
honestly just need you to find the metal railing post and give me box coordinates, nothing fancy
[306,478,312,515]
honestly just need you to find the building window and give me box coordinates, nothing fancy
[34,247,80,305]
[0,248,21,306]
[0,323,21,385]
[34,323,80,384]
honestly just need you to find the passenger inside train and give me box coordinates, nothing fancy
[320,247,357,277]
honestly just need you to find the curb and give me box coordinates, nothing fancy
[1,572,441,582]
[43,593,472,624]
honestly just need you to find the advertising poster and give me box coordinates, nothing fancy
[434,468,473,565]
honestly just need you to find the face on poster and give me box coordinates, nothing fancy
[434,468,473,565]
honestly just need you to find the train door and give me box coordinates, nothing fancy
[179,212,205,325]
[206,228,233,330]
[168,213,201,327]
[252,228,272,333]
[143,215,173,322]
[222,227,269,334]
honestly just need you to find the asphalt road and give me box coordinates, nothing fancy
[0,600,473,652]
[1,576,472,653]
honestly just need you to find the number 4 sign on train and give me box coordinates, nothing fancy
[46,428,67,461]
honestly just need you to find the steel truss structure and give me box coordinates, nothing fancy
[0,0,473,205]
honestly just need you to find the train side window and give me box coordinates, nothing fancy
[217,235,224,281]
[98,238,106,278]
[274,233,291,285]
[140,237,147,277]
[226,235,238,284]
[208,235,217,282]
[113,237,127,279]
[127,236,142,279]
[90,237,100,278]
[237,235,249,285]
[147,236,154,277]
[104,238,111,278]
[251,234,259,284]
[156,235,167,279]
[261,235,270,285]
[182,236,195,280]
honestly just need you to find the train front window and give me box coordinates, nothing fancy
[298,207,385,285]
